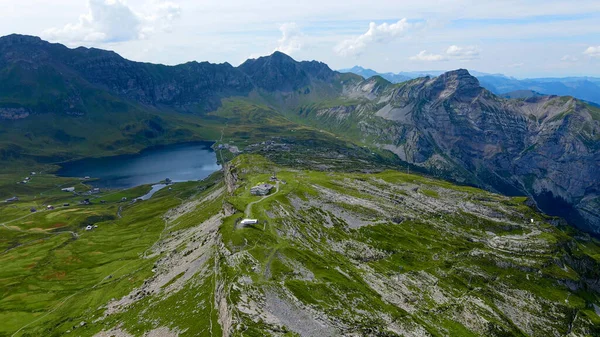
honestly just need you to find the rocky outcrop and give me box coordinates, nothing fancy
[332,70,600,234]
[223,162,239,194]
[0,107,29,120]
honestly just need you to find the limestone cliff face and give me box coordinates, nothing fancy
[337,70,600,233]
[512,98,600,231]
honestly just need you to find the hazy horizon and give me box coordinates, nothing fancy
[1,1,599,78]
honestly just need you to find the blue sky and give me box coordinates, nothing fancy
[1,0,599,78]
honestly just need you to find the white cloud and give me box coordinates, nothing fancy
[3,0,597,76]
[335,19,412,57]
[274,22,302,55]
[409,45,480,62]
[583,46,600,58]
[445,45,480,60]
[409,50,447,61]
[42,0,181,44]
[139,1,181,37]
[561,55,579,62]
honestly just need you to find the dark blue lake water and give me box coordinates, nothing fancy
[57,142,220,189]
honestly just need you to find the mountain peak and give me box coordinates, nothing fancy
[0,34,45,46]
[439,68,477,81]
[430,69,483,99]
[238,52,335,91]
[348,65,373,73]
[270,50,294,59]
[243,51,297,66]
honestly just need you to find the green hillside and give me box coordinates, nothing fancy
[1,154,599,336]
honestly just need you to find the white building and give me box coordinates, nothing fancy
[61,187,75,192]
[240,219,258,226]
[250,183,274,196]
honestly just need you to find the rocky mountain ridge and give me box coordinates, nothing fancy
[0,35,347,113]
[307,70,600,234]
[339,65,412,83]
[340,65,600,105]
[0,34,598,236]
[0,34,254,112]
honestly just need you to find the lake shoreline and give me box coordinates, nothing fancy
[56,142,221,189]
[56,140,216,168]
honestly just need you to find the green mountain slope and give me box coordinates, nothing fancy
[1,154,599,336]
[0,34,599,235]
[0,34,368,171]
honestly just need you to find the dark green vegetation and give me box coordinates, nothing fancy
[1,155,599,336]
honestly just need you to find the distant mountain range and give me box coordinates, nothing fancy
[340,66,600,105]
[0,34,598,236]
[338,66,414,83]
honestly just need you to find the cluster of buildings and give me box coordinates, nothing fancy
[245,139,291,152]
[216,143,241,154]
[62,186,102,195]
[9,174,112,234]
[13,172,38,185]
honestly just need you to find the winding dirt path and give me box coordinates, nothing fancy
[244,181,280,218]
